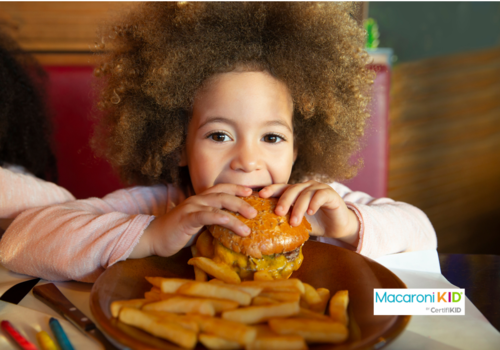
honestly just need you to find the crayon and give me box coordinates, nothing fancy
[0,320,38,350]
[49,317,75,350]
[37,330,59,350]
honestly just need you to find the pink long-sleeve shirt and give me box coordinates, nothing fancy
[0,170,437,282]
[0,166,75,218]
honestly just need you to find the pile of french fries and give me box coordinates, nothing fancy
[111,231,349,349]
[111,275,350,349]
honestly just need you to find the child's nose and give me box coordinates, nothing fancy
[230,142,261,172]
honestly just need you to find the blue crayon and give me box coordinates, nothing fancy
[49,317,75,350]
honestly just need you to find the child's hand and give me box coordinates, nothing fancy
[130,184,257,259]
[259,181,360,246]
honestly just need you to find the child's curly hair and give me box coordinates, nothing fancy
[92,2,373,189]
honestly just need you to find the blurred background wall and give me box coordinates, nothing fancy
[1,2,499,255]
[370,2,500,255]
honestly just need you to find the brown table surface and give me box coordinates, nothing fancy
[439,254,500,332]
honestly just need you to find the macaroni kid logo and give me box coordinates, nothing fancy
[374,289,465,315]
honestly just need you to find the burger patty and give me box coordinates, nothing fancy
[283,247,301,262]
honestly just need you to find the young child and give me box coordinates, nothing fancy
[0,3,436,282]
[0,30,74,234]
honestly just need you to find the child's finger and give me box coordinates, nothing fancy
[274,182,314,216]
[258,184,290,198]
[203,183,253,197]
[187,209,251,237]
[289,188,317,227]
[201,192,257,219]
[307,188,339,215]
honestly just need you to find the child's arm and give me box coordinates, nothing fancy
[0,185,171,282]
[0,184,256,282]
[260,181,437,259]
[332,182,437,258]
[0,166,75,219]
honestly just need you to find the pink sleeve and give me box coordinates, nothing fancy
[0,167,75,218]
[0,185,177,282]
[318,183,437,259]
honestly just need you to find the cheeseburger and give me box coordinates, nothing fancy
[208,193,311,280]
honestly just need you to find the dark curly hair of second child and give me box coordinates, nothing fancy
[0,30,58,182]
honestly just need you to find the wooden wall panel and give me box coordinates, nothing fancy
[388,47,500,254]
[0,2,135,65]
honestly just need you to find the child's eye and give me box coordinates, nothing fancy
[262,133,285,143]
[207,132,232,142]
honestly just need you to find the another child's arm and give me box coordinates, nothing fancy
[260,181,437,259]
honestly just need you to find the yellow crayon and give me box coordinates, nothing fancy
[37,330,59,350]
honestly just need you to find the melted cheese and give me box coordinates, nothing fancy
[212,239,303,280]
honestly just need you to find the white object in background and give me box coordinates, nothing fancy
[374,249,441,274]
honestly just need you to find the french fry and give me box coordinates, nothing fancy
[144,291,162,302]
[248,325,307,350]
[329,290,349,326]
[188,257,241,284]
[159,292,179,300]
[194,266,208,282]
[254,324,277,337]
[240,279,305,294]
[119,307,197,349]
[191,315,257,345]
[142,296,216,316]
[145,276,163,288]
[205,279,264,298]
[191,244,209,281]
[247,336,308,350]
[298,307,334,322]
[253,271,274,281]
[145,290,179,301]
[208,279,225,284]
[205,298,239,313]
[222,301,300,324]
[199,333,242,350]
[151,286,161,293]
[227,285,263,298]
[251,296,279,306]
[302,283,322,306]
[160,278,192,293]
[299,298,309,309]
[196,229,215,258]
[177,281,252,306]
[268,318,348,344]
[143,310,200,333]
[110,299,149,318]
[260,291,301,303]
[310,288,330,314]
[191,244,200,257]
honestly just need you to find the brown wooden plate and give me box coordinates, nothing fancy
[90,241,410,349]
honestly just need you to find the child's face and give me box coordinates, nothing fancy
[182,71,296,194]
